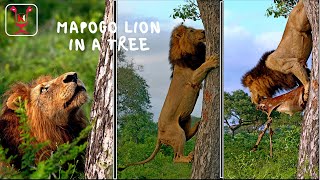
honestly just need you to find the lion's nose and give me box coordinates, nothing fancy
[63,72,78,83]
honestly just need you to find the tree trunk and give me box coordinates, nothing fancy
[85,0,114,179]
[191,1,220,179]
[297,0,319,179]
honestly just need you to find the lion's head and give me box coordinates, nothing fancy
[0,72,88,167]
[169,24,206,73]
[242,51,300,104]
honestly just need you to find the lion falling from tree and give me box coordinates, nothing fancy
[0,72,88,169]
[118,24,219,171]
[241,0,312,153]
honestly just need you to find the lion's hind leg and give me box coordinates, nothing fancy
[265,56,310,102]
[180,115,200,141]
[163,125,193,163]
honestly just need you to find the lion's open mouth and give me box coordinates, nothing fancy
[64,85,86,108]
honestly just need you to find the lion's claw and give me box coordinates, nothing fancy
[206,55,219,68]
[303,92,309,102]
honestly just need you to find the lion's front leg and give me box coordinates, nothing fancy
[191,54,219,86]
[265,56,310,102]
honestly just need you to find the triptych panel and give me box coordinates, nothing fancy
[0,0,318,179]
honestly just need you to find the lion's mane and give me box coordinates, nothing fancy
[0,76,87,168]
[169,25,206,76]
[241,50,300,98]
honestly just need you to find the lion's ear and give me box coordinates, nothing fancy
[242,74,253,87]
[174,31,182,38]
[6,94,21,111]
[174,26,186,38]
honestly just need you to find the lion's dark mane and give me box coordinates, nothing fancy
[242,50,301,97]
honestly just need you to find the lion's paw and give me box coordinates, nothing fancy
[303,92,309,102]
[303,84,309,102]
[187,152,194,163]
[205,55,219,69]
[188,151,194,158]
[174,153,194,163]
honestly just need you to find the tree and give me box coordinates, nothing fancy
[117,50,156,144]
[191,1,220,179]
[85,0,114,178]
[117,50,151,118]
[171,0,200,21]
[297,0,319,178]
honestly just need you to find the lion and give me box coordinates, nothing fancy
[242,0,312,105]
[241,50,302,104]
[118,24,219,171]
[0,72,88,169]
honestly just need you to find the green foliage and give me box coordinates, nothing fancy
[266,0,298,18]
[0,0,104,51]
[15,98,49,177]
[30,125,91,179]
[117,50,155,144]
[0,1,103,116]
[118,114,157,144]
[224,89,303,178]
[0,8,14,48]
[0,146,18,177]
[224,90,269,134]
[0,1,103,177]
[0,99,91,179]
[224,124,301,179]
[171,0,200,22]
[0,0,104,26]
[117,50,151,117]
[118,136,195,179]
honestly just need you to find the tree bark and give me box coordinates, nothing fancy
[85,0,114,179]
[297,0,319,179]
[191,0,220,179]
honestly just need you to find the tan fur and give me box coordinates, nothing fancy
[242,0,311,105]
[0,72,88,168]
[257,86,305,116]
[119,25,219,171]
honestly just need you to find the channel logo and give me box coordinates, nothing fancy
[5,4,38,36]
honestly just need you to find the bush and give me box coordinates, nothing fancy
[224,125,300,179]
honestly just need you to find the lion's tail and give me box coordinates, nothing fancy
[117,139,161,171]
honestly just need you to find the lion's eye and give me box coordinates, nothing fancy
[40,86,49,94]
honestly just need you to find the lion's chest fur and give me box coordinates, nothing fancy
[158,66,200,130]
[276,28,312,60]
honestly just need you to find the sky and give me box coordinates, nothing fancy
[117,0,288,121]
[224,0,287,93]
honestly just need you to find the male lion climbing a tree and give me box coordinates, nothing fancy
[119,24,219,171]
[0,72,88,169]
[242,0,312,105]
